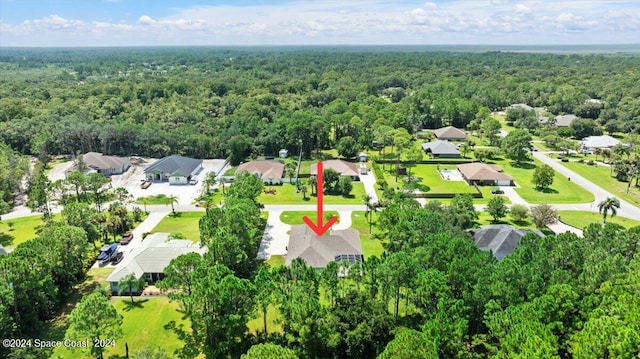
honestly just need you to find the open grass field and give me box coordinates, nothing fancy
[560,160,640,208]
[558,211,640,229]
[280,211,340,225]
[486,158,594,204]
[351,211,385,258]
[0,214,60,249]
[152,211,205,240]
[135,193,174,205]
[258,182,367,205]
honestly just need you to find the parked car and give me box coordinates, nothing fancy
[189,178,198,185]
[120,232,133,245]
[491,188,505,194]
[110,252,124,265]
[98,243,118,264]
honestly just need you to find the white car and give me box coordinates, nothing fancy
[189,179,198,185]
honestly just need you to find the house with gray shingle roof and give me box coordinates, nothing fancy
[106,232,206,294]
[555,114,578,127]
[421,140,461,158]
[144,155,203,185]
[286,225,363,269]
[470,225,544,260]
[66,152,130,177]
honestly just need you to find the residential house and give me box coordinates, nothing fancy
[457,162,514,186]
[66,152,130,177]
[106,233,206,294]
[279,149,289,158]
[236,160,285,185]
[432,126,467,141]
[581,135,621,151]
[144,155,203,185]
[508,103,534,112]
[421,140,461,158]
[471,225,544,260]
[310,159,360,181]
[555,114,578,127]
[286,225,363,270]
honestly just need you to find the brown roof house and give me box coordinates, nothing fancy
[555,114,578,127]
[310,160,360,181]
[457,163,514,186]
[433,126,467,141]
[471,225,544,260]
[236,160,285,185]
[66,152,130,177]
[286,225,363,270]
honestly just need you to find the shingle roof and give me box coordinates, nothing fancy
[508,103,534,111]
[144,155,202,177]
[286,225,362,268]
[106,233,205,283]
[421,140,461,155]
[581,135,621,149]
[457,163,514,182]
[433,126,467,140]
[555,114,578,127]
[471,224,544,260]
[310,160,359,177]
[236,160,285,180]
[82,152,130,171]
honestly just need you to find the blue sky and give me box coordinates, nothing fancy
[1,0,639,46]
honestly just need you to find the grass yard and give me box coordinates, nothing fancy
[265,254,285,268]
[280,211,340,226]
[558,211,640,229]
[473,211,536,229]
[135,193,174,205]
[258,182,367,205]
[560,160,640,208]
[247,305,283,335]
[0,214,60,248]
[52,297,191,359]
[351,211,385,258]
[487,158,594,204]
[152,211,205,240]
[381,164,476,194]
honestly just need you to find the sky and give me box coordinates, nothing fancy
[1,0,639,47]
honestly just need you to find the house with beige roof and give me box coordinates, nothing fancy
[310,159,360,180]
[106,233,206,294]
[66,152,130,177]
[555,114,578,127]
[433,126,467,141]
[457,162,514,186]
[286,225,363,269]
[236,160,285,185]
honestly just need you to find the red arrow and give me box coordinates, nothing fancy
[303,161,338,236]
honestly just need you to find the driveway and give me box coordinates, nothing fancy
[359,167,380,204]
[258,209,290,259]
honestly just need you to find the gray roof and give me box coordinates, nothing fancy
[508,103,534,112]
[83,152,130,171]
[471,224,544,260]
[144,155,202,177]
[106,233,206,283]
[421,140,461,155]
[555,114,578,127]
[581,135,621,149]
[286,225,362,268]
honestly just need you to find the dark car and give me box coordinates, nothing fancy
[97,243,118,264]
[491,188,505,194]
[110,252,124,265]
[120,232,134,245]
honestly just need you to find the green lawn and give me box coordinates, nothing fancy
[52,297,190,359]
[558,211,640,229]
[0,214,60,249]
[247,305,283,335]
[152,211,205,240]
[381,164,476,194]
[258,182,367,205]
[265,254,285,268]
[487,158,594,204]
[135,194,173,205]
[223,166,237,176]
[351,211,385,258]
[473,211,536,229]
[560,160,640,208]
[280,211,340,226]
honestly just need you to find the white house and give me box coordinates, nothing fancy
[581,135,621,151]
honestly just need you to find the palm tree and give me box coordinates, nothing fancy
[299,181,308,200]
[118,274,147,303]
[598,197,621,223]
[285,162,298,184]
[167,195,179,215]
[594,148,601,163]
[309,176,317,196]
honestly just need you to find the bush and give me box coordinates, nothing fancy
[561,158,569,162]
[577,159,584,163]
[510,204,529,222]
[587,160,595,165]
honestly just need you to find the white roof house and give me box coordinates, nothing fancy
[581,135,621,150]
[106,233,206,293]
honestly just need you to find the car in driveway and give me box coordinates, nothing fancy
[98,243,118,264]
[120,232,133,245]
[491,188,505,194]
[110,252,124,265]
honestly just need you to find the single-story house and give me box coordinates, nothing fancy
[66,152,130,177]
[0,245,7,256]
[471,224,544,260]
[508,103,534,112]
[286,225,363,270]
[279,149,289,158]
[421,140,461,158]
[144,155,203,185]
[310,160,360,181]
[457,162,514,186]
[236,160,285,185]
[581,135,621,151]
[555,114,578,127]
[433,126,467,141]
[106,233,206,294]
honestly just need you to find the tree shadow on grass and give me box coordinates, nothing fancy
[512,219,531,227]
[0,232,14,246]
[511,162,536,170]
[121,298,148,311]
[536,187,559,194]
[169,212,183,218]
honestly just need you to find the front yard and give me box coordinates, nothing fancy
[280,211,340,226]
[558,211,640,229]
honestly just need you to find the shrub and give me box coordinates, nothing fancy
[561,158,569,162]
[510,204,529,222]
[587,160,595,165]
